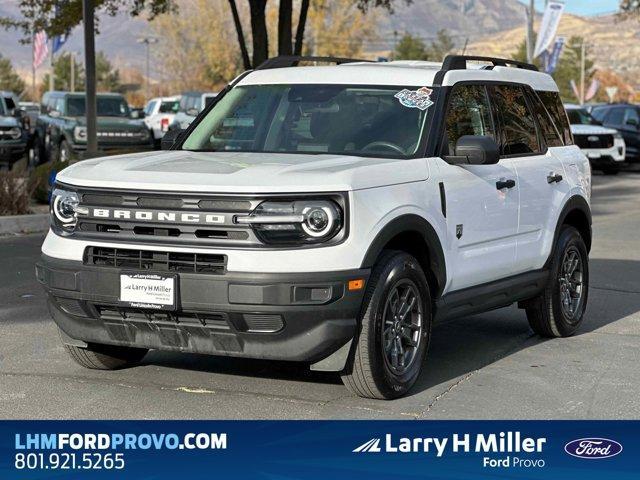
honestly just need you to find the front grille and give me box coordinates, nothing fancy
[71,188,262,247]
[574,134,614,149]
[85,246,226,274]
[96,305,230,330]
[0,126,19,140]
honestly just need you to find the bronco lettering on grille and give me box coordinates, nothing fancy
[87,208,225,224]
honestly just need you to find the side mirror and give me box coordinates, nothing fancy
[161,128,183,150]
[186,108,199,117]
[446,135,500,165]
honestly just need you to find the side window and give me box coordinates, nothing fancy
[491,85,539,156]
[530,90,563,147]
[538,90,572,145]
[606,108,625,126]
[443,84,495,155]
[55,98,65,114]
[145,101,156,116]
[623,108,640,127]
[179,96,189,112]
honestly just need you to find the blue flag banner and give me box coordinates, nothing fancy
[546,37,565,74]
[0,420,637,479]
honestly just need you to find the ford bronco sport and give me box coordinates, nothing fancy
[37,55,591,399]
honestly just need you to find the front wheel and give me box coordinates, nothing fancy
[525,226,589,337]
[341,251,432,399]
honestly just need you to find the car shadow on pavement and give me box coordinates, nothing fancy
[139,257,640,396]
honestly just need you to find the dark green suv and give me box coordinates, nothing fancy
[32,91,153,164]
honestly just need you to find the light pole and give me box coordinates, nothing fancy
[137,36,158,102]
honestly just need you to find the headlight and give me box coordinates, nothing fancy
[50,188,84,234]
[614,132,623,140]
[73,126,87,142]
[8,127,21,140]
[236,199,343,245]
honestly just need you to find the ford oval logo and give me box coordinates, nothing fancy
[564,438,623,459]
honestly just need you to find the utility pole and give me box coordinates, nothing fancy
[31,32,36,100]
[137,36,158,102]
[579,41,586,105]
[70,52,75,92]
[526,0,535,63]
[83,0,98,158]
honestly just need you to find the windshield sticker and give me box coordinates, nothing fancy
[395,87,434,111]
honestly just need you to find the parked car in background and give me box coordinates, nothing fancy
[171,91,217,130]
[31,91,154,165]
[0,91,29,169]
[143,96,180,146]
[590,103,640,163]
[565,104,625,175]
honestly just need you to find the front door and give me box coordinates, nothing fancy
[437,84,520,292]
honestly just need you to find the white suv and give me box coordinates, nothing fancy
[565,104,625,175]
[143,96,180,145]
[37,55,592,399]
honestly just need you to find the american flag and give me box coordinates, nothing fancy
[33,31,48,69]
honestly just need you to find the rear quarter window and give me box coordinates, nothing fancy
[538,91,572,145]
[491,84,540,156]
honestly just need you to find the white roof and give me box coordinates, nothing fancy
[237,60,559,92]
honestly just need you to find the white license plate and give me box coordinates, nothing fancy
[120,273,176,310]
[587,152,601,159]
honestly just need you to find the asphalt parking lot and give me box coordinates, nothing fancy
[1,172,639,420]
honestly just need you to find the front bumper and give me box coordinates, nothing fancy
[582,145,625,165]
[36,254,368,368]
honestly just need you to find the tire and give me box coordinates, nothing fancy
[62,337,148,370]
[57,139,72,163]
[526,226,589,337]
[341,251,432,399]
[601,166,619,175]
[28,136,43,169]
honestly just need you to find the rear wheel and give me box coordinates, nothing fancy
[57,139,72,163]
[62,336,148,370]
[525,226,589,337]
[341,251,432,399]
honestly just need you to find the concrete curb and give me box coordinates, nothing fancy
[0,214,49,236]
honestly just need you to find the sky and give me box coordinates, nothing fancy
[519,0,620,16]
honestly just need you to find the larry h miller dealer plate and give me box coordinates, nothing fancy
[119,273,177,310]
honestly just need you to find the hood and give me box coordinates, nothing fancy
[0,116,19,128]
[570,124,618,135]
[73,116,146,129]
[56,150,429,193]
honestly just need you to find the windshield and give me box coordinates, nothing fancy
[567,108,600,126]
[66,96,130,117]
[181,84,434,158]
[159,100,179,114]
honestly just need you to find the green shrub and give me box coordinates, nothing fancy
[31,161,67,204]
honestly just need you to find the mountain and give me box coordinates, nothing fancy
[467,13,640,86]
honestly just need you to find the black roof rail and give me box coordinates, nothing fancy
[255,55,374,70]
[441,55,539,72]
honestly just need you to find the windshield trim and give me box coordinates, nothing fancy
[179,83,437,160]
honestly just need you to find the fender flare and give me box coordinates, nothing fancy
[547,195,592,265]
[360,214,447,298]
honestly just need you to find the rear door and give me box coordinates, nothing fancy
[490,85,570,273]
[436,84,520,291]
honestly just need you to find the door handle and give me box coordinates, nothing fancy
[496,179,516,190]
[547,172,563,184]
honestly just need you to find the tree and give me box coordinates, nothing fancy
[42,53,85,92]
[513,36,594,102]
[620,0,640,18]
[305,0,380,58]
[228,0,410,68]
[0,54,26,95]
[427,29,455,62]
[96,51,122,92]
[393,29,455,61]
[153,0,243,90]
[0,1,176,41]
[393,33,428,60]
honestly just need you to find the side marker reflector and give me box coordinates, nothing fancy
[348,279,364,291]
